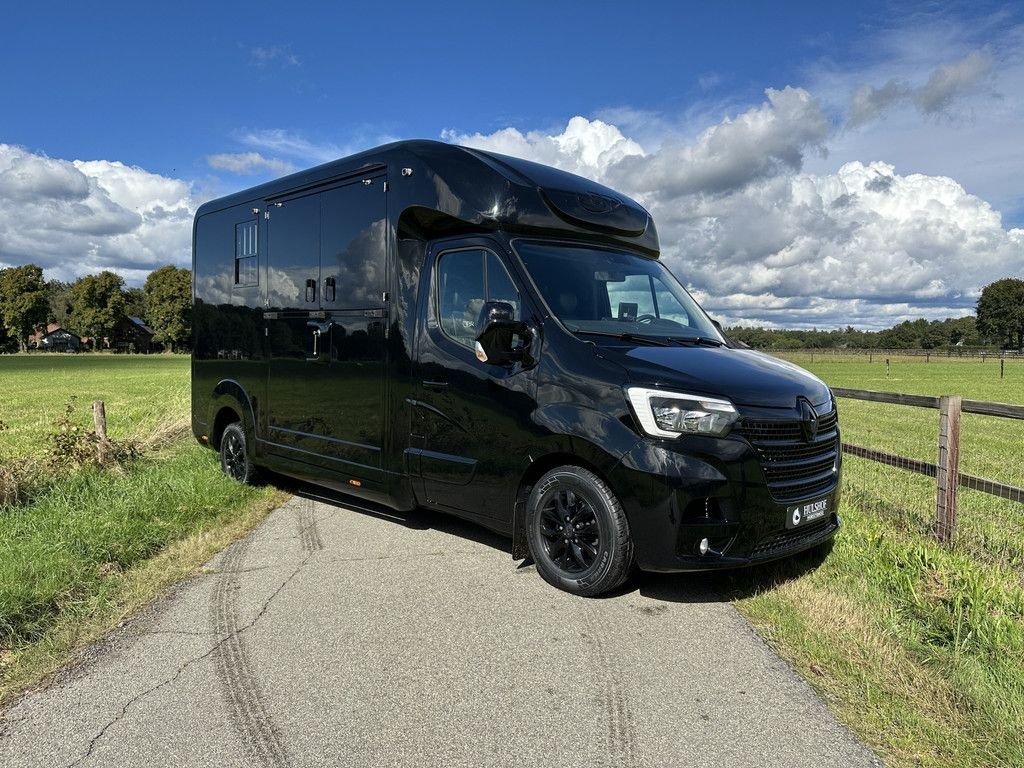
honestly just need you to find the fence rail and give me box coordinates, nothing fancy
[834,388,1024,542]
[832,388,1024,419]
[792,348,1024,359]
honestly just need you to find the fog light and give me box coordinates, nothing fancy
[699,538,710,556]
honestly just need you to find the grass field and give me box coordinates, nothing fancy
[0,355,190,460]
[779,351,1023,402]
[733,353,1024,768]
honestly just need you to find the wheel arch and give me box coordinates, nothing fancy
[210,379,257,450]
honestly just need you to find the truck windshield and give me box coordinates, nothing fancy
[514,241,724,344]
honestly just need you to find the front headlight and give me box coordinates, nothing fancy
[625,387,739,438]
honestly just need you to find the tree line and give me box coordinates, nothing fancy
[726,279,1024,351]
[0,264,191,353]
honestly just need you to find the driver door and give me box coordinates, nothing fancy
[410,241,536,524]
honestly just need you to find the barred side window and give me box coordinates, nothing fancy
[235,220,259,287]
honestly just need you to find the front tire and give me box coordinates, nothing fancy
[219,422,258,485]
[526,466,634,597]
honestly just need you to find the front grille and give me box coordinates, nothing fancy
[751,516,837,558]
[737,406,839,503]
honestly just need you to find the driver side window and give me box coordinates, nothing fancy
[436,248,520,349]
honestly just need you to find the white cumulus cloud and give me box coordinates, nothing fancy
[0,144,196,284]
[443,116,644,181]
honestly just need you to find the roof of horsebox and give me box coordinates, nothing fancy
[194,139,658,254]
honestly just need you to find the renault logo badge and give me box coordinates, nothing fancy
[799,398,818,442]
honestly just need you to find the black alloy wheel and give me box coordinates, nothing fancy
[526,466,634,597]
[220,422,258,485]
[538,489,601,573]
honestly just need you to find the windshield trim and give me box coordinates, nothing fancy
[508,237,727,347]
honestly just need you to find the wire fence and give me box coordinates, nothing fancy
[834,387,1024,543]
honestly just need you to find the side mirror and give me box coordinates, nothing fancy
[711,318,748,349]
[475,301,530,366]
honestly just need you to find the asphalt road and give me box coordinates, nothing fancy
[1,492,883,768]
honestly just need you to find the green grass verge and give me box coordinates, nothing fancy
[0,440,286,703]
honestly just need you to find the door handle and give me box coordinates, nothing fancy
[306,320,332,363]
[305,278,317,303]
[421,380,449,391]
[324,276,336,303]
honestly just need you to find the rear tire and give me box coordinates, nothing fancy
[219,422,258,485]
[526,465,634,597]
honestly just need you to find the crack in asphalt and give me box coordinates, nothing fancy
[301,550,486,566]
[64,544,311,768]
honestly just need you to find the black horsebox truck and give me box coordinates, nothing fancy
[191,140,841,596]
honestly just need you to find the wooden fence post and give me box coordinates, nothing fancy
[93,400,108,464]
[935,395,961,543]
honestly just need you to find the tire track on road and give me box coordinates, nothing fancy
[583,607,637,768]
[297,496,323,553]
[211,537,290,767]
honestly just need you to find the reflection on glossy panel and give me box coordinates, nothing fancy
[266,314,385,472]
[267,193,320,311]
[321,180,387,309]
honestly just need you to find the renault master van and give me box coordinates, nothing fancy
[192,140,840,596]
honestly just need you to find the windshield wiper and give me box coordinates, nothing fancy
[570,329,674,347]
[668,336,725,348]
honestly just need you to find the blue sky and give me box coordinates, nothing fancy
[1,1,1022,328]
[5,1,883,175]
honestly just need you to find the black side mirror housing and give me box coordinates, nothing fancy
[475,301,531,366]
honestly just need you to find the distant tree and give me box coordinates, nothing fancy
[945,316,981,347]
[123,287,147,320]
[877,319,928,349]
[144,266,192,352]
[0,264,50,352]
[921,321,951,349]
[976,278,1024,350]
[46,279,73,328]
[70,271,126,350]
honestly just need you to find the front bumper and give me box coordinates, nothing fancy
[608,435,841,573]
